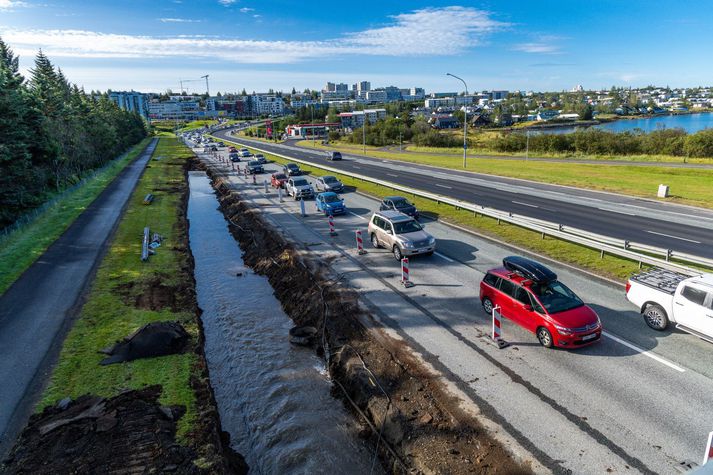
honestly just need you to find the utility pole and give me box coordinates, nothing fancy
[526,130,530,160]
[202,74,210,96]
[362,112,366,155]
[395,115,402,151]
[446,73,469,168]
[311,104,315,147]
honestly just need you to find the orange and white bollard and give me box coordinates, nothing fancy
[355,230,367,255]
[400,258,414,288]
[491,305,509,349]
[328,215,337,236]
[703,430,713,466]
[252,173,257,185]
[244,168,248,178]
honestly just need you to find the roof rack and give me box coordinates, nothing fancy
[503,256,557,283]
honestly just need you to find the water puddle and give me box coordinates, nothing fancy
[187,172,379,474]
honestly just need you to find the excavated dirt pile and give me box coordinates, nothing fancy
[208,169,532,475]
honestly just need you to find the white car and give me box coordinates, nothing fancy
[285,177,314,200]
[626,269,713,342]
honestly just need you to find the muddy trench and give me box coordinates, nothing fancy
[202,161,532,475]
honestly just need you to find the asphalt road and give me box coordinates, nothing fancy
[200,146,713,474]
[212,128,713,259]
[0,139,157,458]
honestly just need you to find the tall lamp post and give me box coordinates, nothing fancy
[395,115,403,151]
[362,111,366,155]
[310,104,315,147]
[446,73,469,168]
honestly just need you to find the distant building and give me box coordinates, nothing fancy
[383,86,402,102]
[365,90,388,103]
[253,94,285,116]
[285,122,340,138]
[321,90,351,101]
[409,87,425,100]
[324,82,336,92]
[335,83,349,94]
[109,91,149,119]
[536,110,560,121]
[490,90,509,100]
[429,114,460,129]
[425,97,455,109]
[429,92,458,98]
[338,108,387,128]
[148,100,200,120]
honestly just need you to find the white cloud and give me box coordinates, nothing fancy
[513,35,564,54]
[239,7,253,13]
[218,0,237,5]
[0,0,28,10]
[159,17,202,23]
[1,7,507,63]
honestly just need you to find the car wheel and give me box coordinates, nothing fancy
[643,304,669,331]
[424,251,434,256]
[537,327,554,348]
[393,245,403,261]
[371,234,380,249]
[482,298,494,315]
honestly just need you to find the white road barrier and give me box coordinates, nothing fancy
[401,257,414,288]
[703,431,713,466]
[355,230,367,255]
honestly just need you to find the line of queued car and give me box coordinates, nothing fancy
[249,152,603,351]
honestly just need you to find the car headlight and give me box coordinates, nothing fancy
[428,236,436,245]
[401,241,415,248]
[554,324,574,335]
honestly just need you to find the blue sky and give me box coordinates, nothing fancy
[1,0,711,94]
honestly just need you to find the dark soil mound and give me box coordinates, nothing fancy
[2,386,207,474]
[99,321,190,365]
[115,274,195,312]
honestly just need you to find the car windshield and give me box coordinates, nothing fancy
[324,176,339,184]
[287,164,298,170]
[293,179,308,186]
[392,198,412,208]
[529,280,584,314]
[249,161,260,166]
[323,194,341,203]
[274,174,286,180]
[393,219,422,234]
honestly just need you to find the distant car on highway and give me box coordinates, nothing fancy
[626,269,713,342]
[254,153,267,164]
[271,172,288,189]
[315,175,344,193]
[479,256,602,348]
[239,150,252,158]
[379,196,419,219]
[368,210,435,260]
[315,192,346,216]
[286,177,314,200]
[326,151,342,161]
[283,163,302,176]
[246,160,264,174]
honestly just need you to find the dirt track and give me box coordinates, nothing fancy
[208,165,531,474]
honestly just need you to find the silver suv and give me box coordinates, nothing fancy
[367,210,436,260]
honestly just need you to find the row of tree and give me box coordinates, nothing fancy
[0,38,148,229]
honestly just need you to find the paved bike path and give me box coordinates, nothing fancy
[0,139,157,458]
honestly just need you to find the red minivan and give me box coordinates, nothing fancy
[479,256,602,348]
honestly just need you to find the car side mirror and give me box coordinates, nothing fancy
[386,230,393,235]
[523,304,533,312]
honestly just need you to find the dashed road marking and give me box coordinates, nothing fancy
[645,230,701,244]
[435,183,452,189]
[603,331,685,372]
[512,200,539,208]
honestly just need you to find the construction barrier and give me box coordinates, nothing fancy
[491,306,509,349]
[355,230,367,255]
[299,198,306,217]
[328,214,337,236]
[704,431,713,466]
[278,187,283,202]
[264,180,268,193]
[401,258,414,288]
[252,174,257,185]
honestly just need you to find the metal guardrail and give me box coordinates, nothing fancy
[206,133,713,276]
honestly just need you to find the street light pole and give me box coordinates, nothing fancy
[526,130,530,160]
[395,115,402,151]
[362,112,366,155]
[311,105,315,147]
[446,73,469,168]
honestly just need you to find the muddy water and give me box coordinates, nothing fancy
[187,172,378,474]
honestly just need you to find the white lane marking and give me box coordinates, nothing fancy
[599,207,637,216]
[349,211,367,220]
[387,173,399,177]
[645,230,701,244]
[435,183,452,189]
[512,200,539,208]
[434,252,454,262]
[353,166,362,169]
[602,331,685,372]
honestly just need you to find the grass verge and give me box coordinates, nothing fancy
[218,136,672,281]
[39,137,198,439]
[295,140,713,209]
[0,138,152,296]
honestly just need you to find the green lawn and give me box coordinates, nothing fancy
[40,137,199,439]
[295,140,713,209]
[215,135,663,280]
[0,138,152,296]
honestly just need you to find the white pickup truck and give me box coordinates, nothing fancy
[626,268,713,343]
[285,177,314,200]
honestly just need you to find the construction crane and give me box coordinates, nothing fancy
[201,74,210,96]
[178,78,203,94]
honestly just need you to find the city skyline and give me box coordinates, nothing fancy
[1,1,712,93]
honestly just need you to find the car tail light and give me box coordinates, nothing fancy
[625,281,631,294]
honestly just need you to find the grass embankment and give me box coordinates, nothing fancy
[217,136,683,280]
[0,138,153,296]
[40,137,198,438]
[296,140,713,209]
